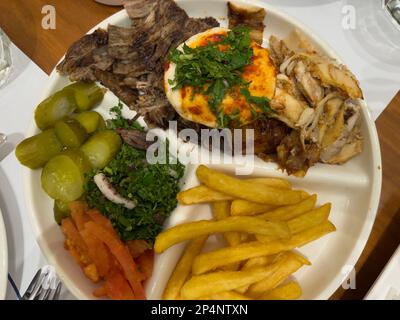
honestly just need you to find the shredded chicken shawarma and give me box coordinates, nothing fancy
[269,31,364,175]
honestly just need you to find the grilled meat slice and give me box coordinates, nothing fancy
[271,74,310,128]
[108,25,139,60]
[228,2,265,44]
[116,128,153,150]
[94,69,138,107]
[183,17,219,40]
[57,0,219,128]
[251,119,291,155]
[277,131,320,176]
[57,29,111,81]
[123,0,157,25]
[319,99,363,163]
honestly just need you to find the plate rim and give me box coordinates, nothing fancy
[23,0,382,300]
[0,206,8,300]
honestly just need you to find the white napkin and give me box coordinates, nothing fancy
[365,245,400,300]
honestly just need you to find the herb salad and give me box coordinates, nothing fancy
[85,104,185,244]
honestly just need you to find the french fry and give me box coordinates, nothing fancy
[258,281,302,300]
[246,251,310,298]
[231,200,275,216]
[163,236,207,300]
[241,233,250,242]
[257,194,317,221]
[236,255,279,294]
[196,165,304,205]
[177,185,234,205]
[246,177,291,189]
[256,220,336,245]
[212,202,241,247]
[181,266,280,300]
[212,201,241,271]
[242,255,275,270]
[256,203,331,243]
[154,217,290,254]
[201,291,252,300]
[177,177,291,205]
[192,221,336,275]
[288,203,331,234]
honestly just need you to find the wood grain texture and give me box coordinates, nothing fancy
[0,0,120,74]
[331,92,400,300]
[1,0,399,300]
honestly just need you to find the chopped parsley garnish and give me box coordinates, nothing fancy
[169,26,272,127]
[106,102,143,131]
[85,104,185,244]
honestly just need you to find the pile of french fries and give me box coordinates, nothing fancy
[155,165,336,300]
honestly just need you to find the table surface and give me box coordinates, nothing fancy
[1,0,399,300]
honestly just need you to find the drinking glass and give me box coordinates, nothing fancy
[342,0,400,65]
[0,28,12,89]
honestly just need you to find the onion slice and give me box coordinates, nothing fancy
[94,173,137,210]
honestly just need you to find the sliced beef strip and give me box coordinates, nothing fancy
[127,0,191,71]
[57,0,219,129]
[123,0,158,25]
[57,29,110,81]
[182,17,220,44]
[116,128,153,150]
[107,25,139,59]
[94,69,138,107]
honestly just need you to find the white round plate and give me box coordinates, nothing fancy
[24,0,382,300]
[0,207,8,300]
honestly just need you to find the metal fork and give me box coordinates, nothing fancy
[21,266,62,300]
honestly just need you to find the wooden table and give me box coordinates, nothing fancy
[1,0,399,300]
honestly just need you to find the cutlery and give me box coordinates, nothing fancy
[21,266,62,300]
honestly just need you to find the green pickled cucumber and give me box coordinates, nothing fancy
[15,129,63,169]
[80,130,122,169]
[41,150,91,202]
[64,82,104,112]
[54,200,71,225]
[35,90,77,130]
[74,111,105,134]
[54,118,88,148]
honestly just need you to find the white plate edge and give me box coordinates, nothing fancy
[0,207,8,300]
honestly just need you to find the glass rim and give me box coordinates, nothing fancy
[382,0,400,31]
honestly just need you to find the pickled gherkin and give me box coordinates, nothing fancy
[55,118,88,148]
[35,90,77,130]
[74,111,105,134]
[15,129,63,169]
[80,130,122,169]
[53,199,71,225]
[41,150,91,202]
[64,82,104,112]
